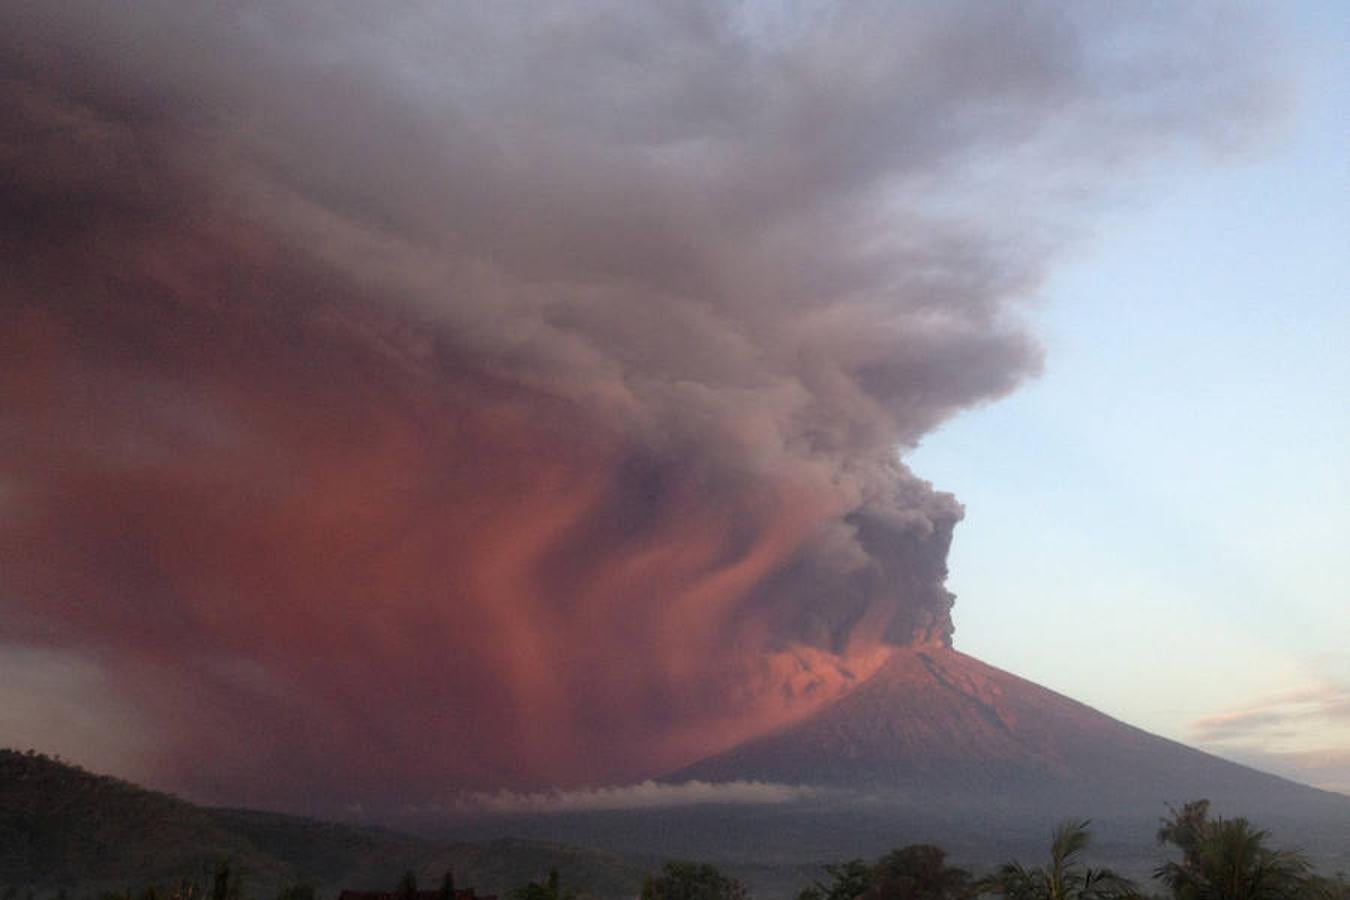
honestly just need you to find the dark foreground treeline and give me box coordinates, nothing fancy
[792,804,1349,900]
[9,801,1348,900]
[3,752,1347,900]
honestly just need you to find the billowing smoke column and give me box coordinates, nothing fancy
[0,2,1274,809]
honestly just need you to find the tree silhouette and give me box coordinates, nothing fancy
[1157,801,1213,870]
[1304,872,1350,900]
[1155,804,1309,900]
[515,868,575,900]
[799,859,873,900]
[982,820,1135,900]
[641,861,748,900]
[396,872,420,900]
[210,860,242,900]
[863,844,972,900]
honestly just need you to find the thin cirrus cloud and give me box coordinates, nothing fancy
[0,1,1280,812]
[1191,683,1350,748]
[1191,683,1350,794]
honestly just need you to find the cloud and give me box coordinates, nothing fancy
[1191,683,1350,793]
[0,2,1281,811]
[1191,683,1350,743]
[455,780,825,815]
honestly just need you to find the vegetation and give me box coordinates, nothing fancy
[209,862,244,900]
[980,820,1134,900]
[395,873,418,900]
[866,844,974,900]
[640,862,748,900]
[797,860,873,900]
[1304,874,1350,900]
[799,846,973,900]
[1155,801,1311,900]
[513,869,574,900]
[0,752,642,900]
[4,750,1344,900]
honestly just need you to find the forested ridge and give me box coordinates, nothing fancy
[2,751,1346,900]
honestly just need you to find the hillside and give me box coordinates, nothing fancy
[7,645,1350,896]
[0,750,290,892]
[0,750,643,899]
[675,646,1349,817]
[412,649,1349,881]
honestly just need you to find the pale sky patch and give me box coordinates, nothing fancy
[0,645,153,782]
[907,0,1349,796]
[1183,681,1350,794]
[1191,682,1350,752]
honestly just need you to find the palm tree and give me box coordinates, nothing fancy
[799,859,873,900]
[982,820,1135,900]
[1157,801,1213,870]
[1155,813,1309,900]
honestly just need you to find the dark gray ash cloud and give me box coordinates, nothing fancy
[0,1,1280,810]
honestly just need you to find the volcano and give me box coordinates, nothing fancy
[673,646,1347,818]
[434,648,1348,879]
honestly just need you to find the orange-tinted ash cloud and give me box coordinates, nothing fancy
[0,2,1274,810]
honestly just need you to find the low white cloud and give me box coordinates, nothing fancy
[456,779,826,814]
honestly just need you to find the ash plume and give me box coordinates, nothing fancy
[0,2,1278,809]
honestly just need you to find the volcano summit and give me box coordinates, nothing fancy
[676,646,1347,818]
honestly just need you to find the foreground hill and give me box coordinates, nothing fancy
[0,750,643,898]
[0,749,289,891]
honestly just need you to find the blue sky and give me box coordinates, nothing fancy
[907,1,1349,791]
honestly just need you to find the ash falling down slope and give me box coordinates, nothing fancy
[0,1,1303,816]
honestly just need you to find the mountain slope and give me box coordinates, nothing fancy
[0,749,290,890]
[673,646,1347,816]
[0,750,643,897]
[417,649,1348,878]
